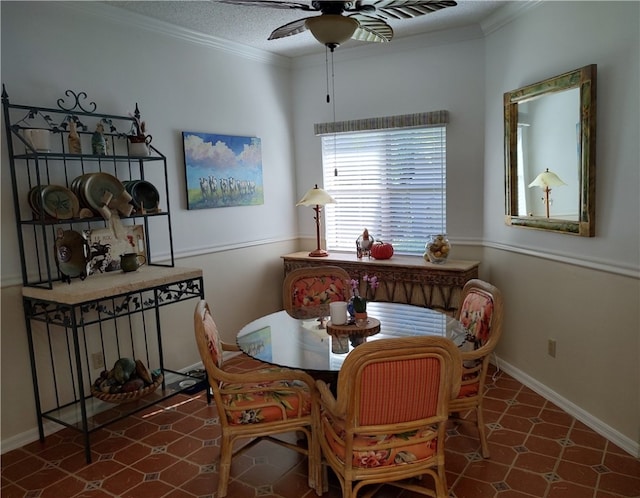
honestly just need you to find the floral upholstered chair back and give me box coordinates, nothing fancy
[450,279,504,459]
[283,266,351,319]
[315,336,462,497]
[458,284,496,350]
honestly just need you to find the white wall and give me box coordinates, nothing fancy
[483,1,639,453]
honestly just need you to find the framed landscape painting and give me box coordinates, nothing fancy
[182,131,264,209]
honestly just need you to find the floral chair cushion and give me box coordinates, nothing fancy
[322,420,438,468]
[221,377,312,425]
[292,276,348,310]
[459,290,494,347]
[202,308,224,369]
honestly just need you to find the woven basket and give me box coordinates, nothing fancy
[91,373,164,404]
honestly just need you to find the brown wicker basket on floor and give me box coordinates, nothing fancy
[91,374,164,404]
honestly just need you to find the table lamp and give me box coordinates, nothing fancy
[296,184,336,257]
[528,168,566,218]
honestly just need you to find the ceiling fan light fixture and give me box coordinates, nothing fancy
[305,15,358,48]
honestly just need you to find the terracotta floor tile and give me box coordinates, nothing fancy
[488,428,528,447]
[570,427,608,450]
[523,434,564,458]
[547,481,597,498]
[555,459,599,488]
[4,373,640,498]
[505,468,549,497]
[604,451,640,478]
[598,472,640,497]
[451,475,501,498]
[39,475,87,498]
[131,451,181,474]
[562,445,605,466]
[499,413,535,434]
[100,467,145,496]
[15,465,68,491]
[158,459,201,487]
[462,459,510,482]
[113,441,152,466]
[120,479,174,498]
[538,408,575,427]
[529,421,571,440]
[514,451,558,474]
[515,390,547,407]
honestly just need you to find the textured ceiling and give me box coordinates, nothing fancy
[105,0,512,58]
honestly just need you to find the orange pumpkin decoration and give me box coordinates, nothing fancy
[370,241,394,260]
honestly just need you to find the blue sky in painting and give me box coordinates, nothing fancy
[182,132,263,189]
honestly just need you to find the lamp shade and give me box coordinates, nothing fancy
[296,184,336,207]
[528,168,567,188]
[305,15,358,47]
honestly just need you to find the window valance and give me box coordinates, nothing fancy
[314,110,449,136]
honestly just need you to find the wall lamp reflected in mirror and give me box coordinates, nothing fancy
[528,168,566,219]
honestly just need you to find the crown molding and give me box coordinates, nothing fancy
[62,2,292,68]
[481,0,543,35]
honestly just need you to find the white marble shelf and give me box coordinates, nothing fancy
[22,266,203,305]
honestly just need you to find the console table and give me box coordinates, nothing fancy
[282,252,479,315]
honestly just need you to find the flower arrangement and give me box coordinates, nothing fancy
[348,274,379,313]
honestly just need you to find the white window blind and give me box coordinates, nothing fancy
[317,112,447,255]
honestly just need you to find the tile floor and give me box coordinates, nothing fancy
[2,356,639,498]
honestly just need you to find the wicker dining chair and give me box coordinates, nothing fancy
[449,278,504,458]
[193,300,321,497]
[283,266,351,319]
[315,336,462,498]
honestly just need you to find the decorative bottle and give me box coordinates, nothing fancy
[92,123,106,156]
[68,121,82,154]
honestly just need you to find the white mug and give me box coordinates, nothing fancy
[329,301,348,325]
[24,129,51,152]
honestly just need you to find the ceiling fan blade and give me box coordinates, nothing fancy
[268,17,312,40]
[350,14,393,42]
[371,0,457,20]
[218,0,315,11]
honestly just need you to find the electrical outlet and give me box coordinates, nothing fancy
[547,339,557,358]
[91,352,105,370]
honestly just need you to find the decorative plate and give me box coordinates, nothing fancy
[28,185,45,217]
[41,184,80,220]
[81,173,125,213]
[131,180,160,211]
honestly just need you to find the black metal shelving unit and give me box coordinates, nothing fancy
[3,87,205,462]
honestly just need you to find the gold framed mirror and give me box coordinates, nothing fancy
[504,64,596,236]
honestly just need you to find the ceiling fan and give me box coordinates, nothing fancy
[219,1,458,50]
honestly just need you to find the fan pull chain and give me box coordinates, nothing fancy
[330,48,338,177]
[325,45,331,104]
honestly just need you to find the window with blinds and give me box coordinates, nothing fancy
[318,116,447,256]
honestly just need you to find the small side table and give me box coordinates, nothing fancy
[326,317,381,352]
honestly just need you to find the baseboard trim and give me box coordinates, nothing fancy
[494,356,639,458]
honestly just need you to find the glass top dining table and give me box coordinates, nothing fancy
[236,301,466,374]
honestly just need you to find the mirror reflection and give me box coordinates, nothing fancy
[504,64,596,236]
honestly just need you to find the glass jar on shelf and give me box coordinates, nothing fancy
[424,234,451,264]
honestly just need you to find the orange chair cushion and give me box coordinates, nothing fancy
[292,276,348,309]
[322,421,438,468]
[221,378,312,425]
[459,290,494,345]
[457,381,480,398]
